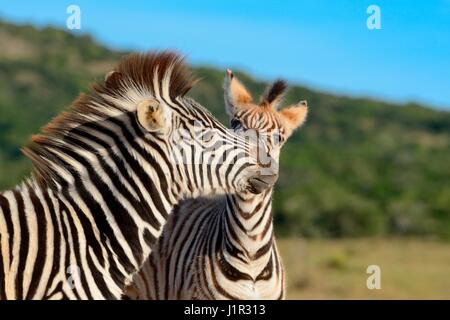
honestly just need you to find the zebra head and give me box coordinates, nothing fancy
[224,69,308,190]
[24,52,273,201]
[103,53,281,199]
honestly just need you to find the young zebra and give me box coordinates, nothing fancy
[0,52,276,300]
[126,70,308,299]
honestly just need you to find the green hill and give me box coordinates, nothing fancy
[1,20,449,238]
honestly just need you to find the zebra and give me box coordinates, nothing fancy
[125,69,308,299]
[0,52,277,300]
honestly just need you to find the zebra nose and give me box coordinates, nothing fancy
[247,169,278,194]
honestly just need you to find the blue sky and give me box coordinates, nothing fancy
[1,1,449,109]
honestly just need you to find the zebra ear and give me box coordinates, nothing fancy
[278,100,308,138]
[136,99,167,132]
[223,69,253,117]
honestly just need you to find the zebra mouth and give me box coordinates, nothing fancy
[247,174,278,194]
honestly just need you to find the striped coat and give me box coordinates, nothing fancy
[126,71,308,299]
[0,52,274,299]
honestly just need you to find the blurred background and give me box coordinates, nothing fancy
[0,1,449,299]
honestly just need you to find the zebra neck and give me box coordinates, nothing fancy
[59,160,178,254]
[36,132,184,297]
[223,189,275,260]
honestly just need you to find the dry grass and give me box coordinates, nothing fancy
[278,238,450,299]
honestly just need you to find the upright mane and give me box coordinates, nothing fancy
[22,51,197,188]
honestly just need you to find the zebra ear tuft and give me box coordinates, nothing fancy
[223,69,253,117]
[260,80,287,109]
[136,99,166,132]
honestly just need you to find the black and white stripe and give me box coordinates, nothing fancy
[0,52,269,299]
[126,73,309,300]
[127,188,285,300]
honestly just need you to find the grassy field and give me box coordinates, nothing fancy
[279,238,450,299]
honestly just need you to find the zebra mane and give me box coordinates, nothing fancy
[22,51,197,188]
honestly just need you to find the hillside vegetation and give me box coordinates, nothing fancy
[1,20,449,238]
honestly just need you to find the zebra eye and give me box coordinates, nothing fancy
[272,132,281,144]
[202,130,214,143]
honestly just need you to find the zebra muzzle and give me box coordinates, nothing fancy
[247,171,278,194]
